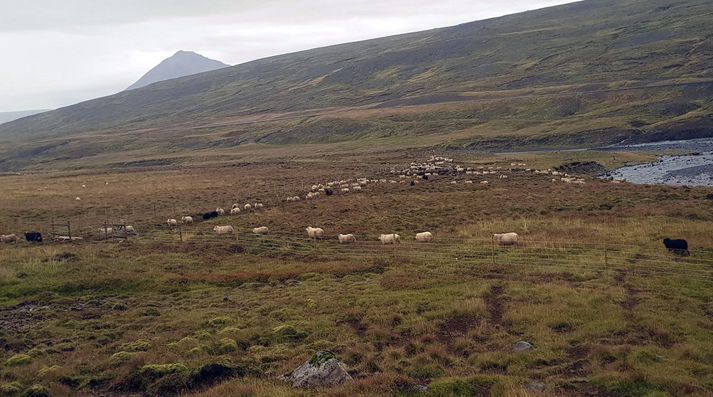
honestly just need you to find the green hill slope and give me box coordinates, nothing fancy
[1,0,712,170]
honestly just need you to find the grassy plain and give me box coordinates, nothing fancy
[1,151,713,397]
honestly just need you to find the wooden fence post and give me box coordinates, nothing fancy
[491,237,496,265]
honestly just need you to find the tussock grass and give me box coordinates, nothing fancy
[0,155,712,396]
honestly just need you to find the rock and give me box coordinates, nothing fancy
[526,381,546,392]
[555,161,607,176]
[513,341,533,352]
[286,351,353,388]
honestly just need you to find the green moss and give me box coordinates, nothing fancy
[593,375,665,397]
[408,365,445,381]
[0,382,22,396]
[207,338,238,355]
[20,385,48,397]
[110,351,135,364]
[207,316,234,328]
[217,327,243,337]
[271,325,308,343]
[309,351,336,366]
[186,347,203,357]
[121,339,151,352]
[37,365,62,378]
[141,363,190,376]
[6,354,32,366]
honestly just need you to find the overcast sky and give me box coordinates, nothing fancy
[0,0,574,111]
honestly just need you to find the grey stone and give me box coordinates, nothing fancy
[286,353,353,388]
[513,341,533,352]
[526,381,546,392]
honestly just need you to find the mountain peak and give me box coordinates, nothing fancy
[126,50,229,90]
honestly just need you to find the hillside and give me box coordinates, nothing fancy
[1,0,712,171]
[0,109,50,125]
[126,50,230,90]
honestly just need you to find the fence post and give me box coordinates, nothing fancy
[178,224,183,242]
[491,237,496,265]
[67,221,72,241]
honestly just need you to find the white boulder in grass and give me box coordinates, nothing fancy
[285,351,352,388]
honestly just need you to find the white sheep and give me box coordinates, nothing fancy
[252,226,269,235]
[379,233,401,244]
[494,232,519,246]
[415,232,433,242]
[213,226,235,235]
[306,226,325,240]
[338,234,357,244]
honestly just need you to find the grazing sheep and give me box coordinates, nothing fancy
[415,232,433,242]
[244,204,252,211]
[213,225,235,235]
[98,227,114,235]
[353,186,362,191]
[25,232,43,243]
[663,238,690,256]
[230,207,241,215]
[203,211,219,220]
[232,203,240,209]
[167,219,178,227]
[341,188,350,193]
[379,234,401,245]
[0,234,19,244]
[255,203,264,209]
[338,234,357,244]
[182,216,193,224]
[494,232,519,246]
[216,208,225,216]
[306,226,325,240]
[252,226,269,235]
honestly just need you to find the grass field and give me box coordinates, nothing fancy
[1,150,713,397]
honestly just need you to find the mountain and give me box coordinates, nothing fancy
[0,109,50,125]
[1,0,713,171]
[126,50,230,90]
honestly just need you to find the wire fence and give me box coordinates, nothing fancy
[4,217,710,286]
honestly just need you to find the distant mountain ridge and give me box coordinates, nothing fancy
[0,109,51,125]
[126,50,229,90]
[1,0,712,171]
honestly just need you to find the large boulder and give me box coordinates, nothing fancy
[286,351,352,388]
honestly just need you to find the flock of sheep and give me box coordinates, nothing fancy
[147,156,526,246]
[1,156,582,246]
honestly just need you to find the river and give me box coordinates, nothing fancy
[606,138,713,187]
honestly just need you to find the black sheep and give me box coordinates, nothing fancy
[663,238,690,256]
[25,232,43,243]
